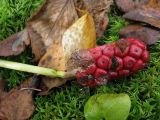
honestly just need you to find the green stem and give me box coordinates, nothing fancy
[0,59,66,78]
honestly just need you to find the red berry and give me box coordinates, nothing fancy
[94,68,107,78]
[103,45,115,58]
[115,47,123,57]
[89,47,102,60]
[129,44,143,59]
[141,50,149,63]
[115,57,123,71]
[119,70,130,76]
[127,38,146,50]
[76,38,150,87]
[123,56,136,69]
[109,72,118,78]
[97,55,111,69]
[86,64,97,74]
[131,59,145,72]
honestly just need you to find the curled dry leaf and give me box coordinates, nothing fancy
[27,0,79,61]
[38,13,96,95]
[75,0,113,37]
[0,77,39,120]
[0,29,30,57]
[123,7,160,29]
[123,0,160,29]
[120,25,160,45]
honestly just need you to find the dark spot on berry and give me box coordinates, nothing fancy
[135,49,138,52]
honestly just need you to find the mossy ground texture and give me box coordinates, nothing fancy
[0,0,160,120]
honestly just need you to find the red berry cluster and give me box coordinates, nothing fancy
[76,38,149,87]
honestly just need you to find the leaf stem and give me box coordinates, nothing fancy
[0,59,66,78]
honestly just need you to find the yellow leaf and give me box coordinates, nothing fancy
[62,12,96,59]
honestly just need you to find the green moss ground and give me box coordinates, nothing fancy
[0,0,160,120]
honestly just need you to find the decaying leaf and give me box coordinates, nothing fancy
[27,0,79,61]
[120,25,160,45]
[123,0,160,29]
[75,0,113,37]
[0,77,39,120]
[123,7,160,29]
[0,29,30,57]
[38,13,96,95]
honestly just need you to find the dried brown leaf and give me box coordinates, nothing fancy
[0,29,30,57]
[27,0,78,61]
[75,0,113,37]
[120,25,160,45]
[123,0,160,29]
[0,77,38,120]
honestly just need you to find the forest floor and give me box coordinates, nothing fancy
[0,0,160,120]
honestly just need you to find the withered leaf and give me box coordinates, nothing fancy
[38,13,96,95]
[120,25,160,45]
[0,29,30,57]
[75,0,113,37]
[123,0,160,29]
[27,0,78,61]
[0,77,39,120]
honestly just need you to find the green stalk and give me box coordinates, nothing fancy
[0,59,67,78]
